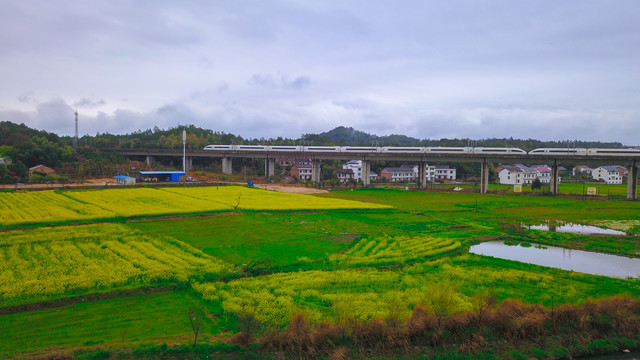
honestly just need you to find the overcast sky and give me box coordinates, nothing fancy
[1,1,639,144]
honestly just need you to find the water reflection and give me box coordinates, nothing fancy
[469,241,640,278]
[524,223,626,236]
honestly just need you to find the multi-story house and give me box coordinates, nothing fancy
[434,165,456,180]
[333,168,355,183]
[291,163,312,181]
[499,165,538,185]
[592,166,623,184]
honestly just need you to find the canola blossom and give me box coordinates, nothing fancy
[194,236,465,326]
[63,187,230,217]
[327,235,461,267]
[194,268,472,327]
[0,190,115,225]
[159,186,391,211]
[0,224,232,303]
[0,186,388,226]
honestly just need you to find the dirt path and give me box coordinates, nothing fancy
[253,184,328,194]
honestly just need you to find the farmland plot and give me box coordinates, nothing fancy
[0,190,115,226]
[160,186,391,211]
[0,224,232,303]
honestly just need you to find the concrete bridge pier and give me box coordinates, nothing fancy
[480,161,489,194]
[311,159,321,183]
[418,162,427,189]
[146,155,154,167]
[550,163,559,195]
[362,160,371,185]
[265,158,275,178]
[628,161,638,200]
[222,157,232,175]
[185,157,193,172]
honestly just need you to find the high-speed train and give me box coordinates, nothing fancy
[203,145,528,154]
[204,144,640,157]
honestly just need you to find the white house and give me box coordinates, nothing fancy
[292,163,312,181]
[381,167,417,182]
[592,166,623,184]
[573,165,593,177]
[343,160,363,181]
[434,165,456,180]
[425,165,436,181]
[333,168,355,183]
[499,165,538,185]
[529,165,562,184]
[342,160,380,182]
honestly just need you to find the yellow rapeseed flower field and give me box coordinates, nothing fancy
[193,268,468,326]
[0,190,115,225]
[0,186,388,226]
[0,223,232,303]
[160,186,390,211]
[193,236,464,325]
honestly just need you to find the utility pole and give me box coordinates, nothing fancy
[182,130,186,172]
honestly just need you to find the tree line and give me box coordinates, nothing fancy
[0,121,628,183]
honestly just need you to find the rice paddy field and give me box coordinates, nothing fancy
[1,185,640,359]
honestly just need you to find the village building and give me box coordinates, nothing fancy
[333,168,355,183]
[380,167,417,182]
[573,165,593,176]
[28,165,55,176]
[592,166,623,184]
[498,165,537,185]
[342,160,363,181]
[291,163,312,181]
[434,165,456,181]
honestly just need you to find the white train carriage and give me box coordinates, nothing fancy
[529,148,587,155]
[587,148,640,156]
[381,147,425,153]
[204,145,234,150]
[340,146,381,153]
[303,146,341,152]
[267,145,303,152]
[425,147,472,154]
[474,147,527,154]
[234,145,269,151]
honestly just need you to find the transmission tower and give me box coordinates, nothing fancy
[74,110,78,148]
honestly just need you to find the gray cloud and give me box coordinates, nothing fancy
[283,76,311,90]
[1,1,639,145]
[73,98,106,108]
[18,91,38,104]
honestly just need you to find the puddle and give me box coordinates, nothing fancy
[523,223,627,236]
[470,241,640,278]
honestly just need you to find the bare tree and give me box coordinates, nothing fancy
[233,194,242,212]
[189,308,204,348]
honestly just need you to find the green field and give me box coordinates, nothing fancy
[0,290,226,356]
[1,185,640,358]
[488,182,629,196]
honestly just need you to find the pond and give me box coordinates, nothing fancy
[469,241,640,278]
[523,223,627,236]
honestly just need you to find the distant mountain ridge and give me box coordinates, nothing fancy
[317,126,420,146]
[0,121,629,151]
[313,126,625,150]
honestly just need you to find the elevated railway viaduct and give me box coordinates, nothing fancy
[110,148,638,200]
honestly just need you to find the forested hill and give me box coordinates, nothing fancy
[0,121,630,182]
[0,121,628,152]
[310,126,625,151]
